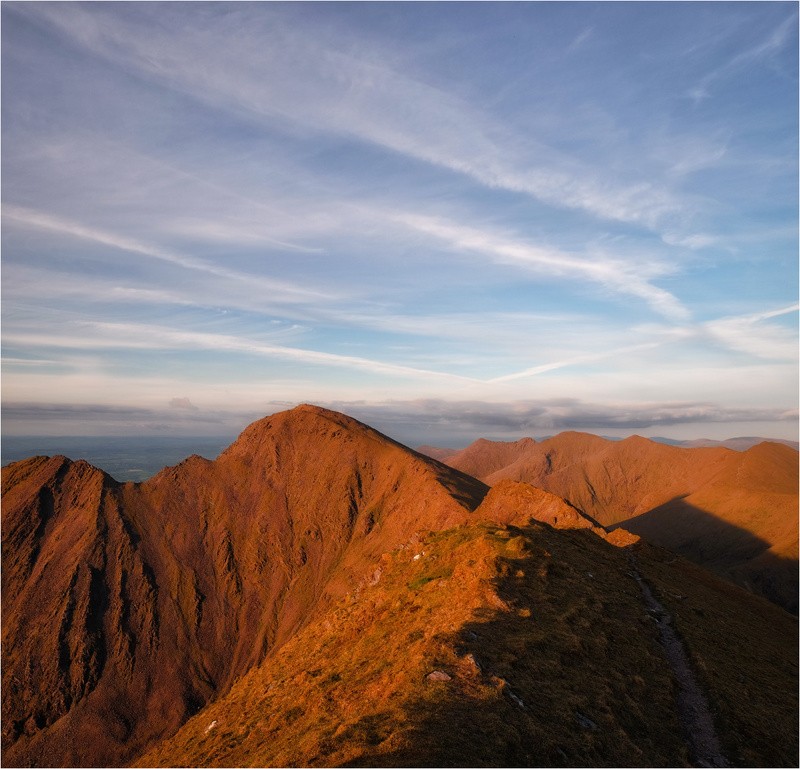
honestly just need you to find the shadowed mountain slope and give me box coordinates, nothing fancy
[442,433,798,612]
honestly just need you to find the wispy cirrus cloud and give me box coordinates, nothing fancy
[487,338,686,384]
[3,321,482,385]
[703,304,799,361]
[3,206,337,303]
[13,3,688,235]
[2,264,197,309]
[7,135,333,254]
[688,12,797,103]
[394,213,689,320]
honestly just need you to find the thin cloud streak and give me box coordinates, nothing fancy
[3,206,336,302]
[689,12,797,102]
[488,340,675,383]
[395,213,689,319]
[3,264,197,308]
[3,322,483,385]
[702,303,800,361]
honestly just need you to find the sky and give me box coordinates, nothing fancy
[2,1,798,447]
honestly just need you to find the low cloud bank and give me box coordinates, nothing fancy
[324,399,798,445]
[3,398,794,446]
[1,402,259,437]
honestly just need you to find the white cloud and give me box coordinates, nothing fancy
[3,206,334,302]
[3,264,195,308]
[662,232,720,250]
[688,13,797,102]
[3,321,481,385]
[393,213,689,319]
[703,304,799,360]
[488,338,685,384]
[566,27,594,53]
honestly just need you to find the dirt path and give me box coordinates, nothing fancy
[629,556,729,768]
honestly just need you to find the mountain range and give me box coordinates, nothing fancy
[428,432,798,613]
[418,435,800,460]
[2,405,797,767]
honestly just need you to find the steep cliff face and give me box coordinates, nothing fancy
[2,456,169,767]
[1,406,488,768]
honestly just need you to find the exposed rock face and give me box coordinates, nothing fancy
[445,433,799,612]
[2,456,142,765]
[474,479,597,530]
[1,406,488,767]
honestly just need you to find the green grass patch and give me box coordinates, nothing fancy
[408,566,454,591]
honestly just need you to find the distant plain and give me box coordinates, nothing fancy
[1,436,233,482]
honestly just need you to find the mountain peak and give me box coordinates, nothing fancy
[475,479,596,531]
[1,407,490,768]
[224,404,393,454]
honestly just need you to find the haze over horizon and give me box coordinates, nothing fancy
[2,2,798,446]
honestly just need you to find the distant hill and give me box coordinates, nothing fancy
[420,435,798,454]
[2,407,797,767]
[652,436,799,451]
[440,432,798,613]
[414,444,459,462]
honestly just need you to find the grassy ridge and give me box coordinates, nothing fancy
[136,520,797,767]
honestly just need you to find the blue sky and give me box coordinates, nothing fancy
[2,2,798,445]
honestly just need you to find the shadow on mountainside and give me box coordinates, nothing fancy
[343,524,798,769]
[609,497,798,614]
